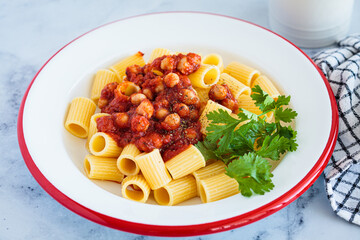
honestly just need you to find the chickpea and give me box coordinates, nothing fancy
[126,64,142,76]
[177,54,201,75]
[177,56,190,75]
[180,75,191,87]
[131,115,150,132]
[136,99,154,119]
[98,82,118,108]
[161,113,181,130]
[102,82,118,95]
[96,115,117,132]
[209,84,227,100]
[155,108,170,120]
[136,133,163,152]
[162,134,172,145]
[180,89,200,105]
[160,56,175,71]
[173,103,190,118]
[130,93,146,105]
[189,109,200,120]
[148,132,163,149]
[154,81,165,93]
[136,137,151,152]
[153,98,169,109]
[185,128,197,139]
[164,73,180,88]
[221,98,238,112]
[142,88,153,100]
[97,97,108,109]
[114,112,129,128]
[187,53,201,66]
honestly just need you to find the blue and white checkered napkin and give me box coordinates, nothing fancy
[312,35,360,225]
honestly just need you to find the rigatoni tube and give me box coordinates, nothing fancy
[251,75,280,100]
[198,100,232,135]
[237,95,274,122]
[148,48,171,63]
[134,149,172,190]
[110,52,145,81]
[199,173,239,203]
[86,113,110,151]
[154,175,197,206]
[84,155,124,183]
[64,97,96,138]
[188,64,220,88]
[192,161,226,196]
[202,53,224,72]
[91,69,118,103]
[223,62,260,86]
[218,73,251,99]
[121,175,151,203]
[165,145,205,180]
[89,132,122,157]
[117,144,141,176]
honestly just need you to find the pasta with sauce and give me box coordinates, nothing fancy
[64,49,285,205]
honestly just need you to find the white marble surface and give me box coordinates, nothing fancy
[1,0,360,239]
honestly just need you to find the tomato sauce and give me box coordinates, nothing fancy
[96,53,203,161]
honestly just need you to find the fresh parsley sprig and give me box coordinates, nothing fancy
[226,153,274,197]
[195,85,298,197]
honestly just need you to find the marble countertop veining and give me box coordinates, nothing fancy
[1,1,360,239]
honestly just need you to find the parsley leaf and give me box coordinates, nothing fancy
[195,85,298,197]
[195,140,218,161]
[241,108,258,121]
[226,153,274,197]
[256,135,291,160]
[251,85,276,113]
[206,109,241,154]
[275,107,298,123]
[275,95,291,107]
[278,125,298,152]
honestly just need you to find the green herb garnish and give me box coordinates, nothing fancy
[195,85,298,197]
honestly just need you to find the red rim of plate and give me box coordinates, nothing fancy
[17,11,339,237]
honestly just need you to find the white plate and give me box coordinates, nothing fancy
[18,12,338,236]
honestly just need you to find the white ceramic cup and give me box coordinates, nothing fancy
[269,0,354,48]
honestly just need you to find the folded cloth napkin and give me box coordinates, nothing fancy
[312,35,360,225]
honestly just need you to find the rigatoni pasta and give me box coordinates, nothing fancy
[110,52,145,80]
[199,100,232,134]
[89,132,122,157]
[194,87,210,104]
[165,145,205,179]
[252,75,280,100]
[237,94,262,115]
[223,62,260,86]
[218,73,251,98]
[199,173,240,203]
[237,94,274,122]
[135,149,172,190]
[64,97,96,138]
[188,64,220,88]
[91,69,118,103]
[121,174,151,203]
[86,113,110,150]
[202,53,224,72]
[117,144,141,176]
[154,175,197,206]
[193,161,226,195]
[84,155,124,183]
[148,48,171,63]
